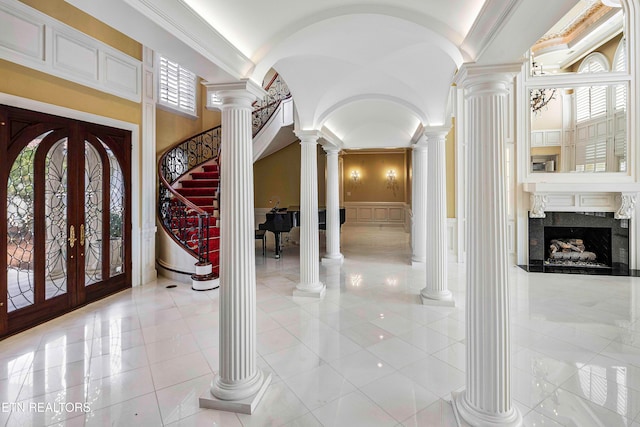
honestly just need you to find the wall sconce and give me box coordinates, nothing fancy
[386,169,398,196]
[351,170,360,185]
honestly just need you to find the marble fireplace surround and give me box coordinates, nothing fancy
[524,183,640,275]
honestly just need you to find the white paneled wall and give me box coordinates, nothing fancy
[0,0,141,102]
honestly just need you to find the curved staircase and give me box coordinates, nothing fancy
[176,163,221,275]
[158,73,291,290]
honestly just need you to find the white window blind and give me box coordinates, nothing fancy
[159,56,197,115]
[614,39,627,111]
[576,85,607,123]
[576,55,609,123]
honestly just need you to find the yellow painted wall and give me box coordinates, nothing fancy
[254,143,300,209]
[342,151,406,203]
[0,60,140,124]
[531,146,562,157]
[253,142,326,209]
[156,83,221,155]
[253,129,457,217]
[446,123,455,218]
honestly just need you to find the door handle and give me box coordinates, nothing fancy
[80,224,85,247]
[69,225,76,248]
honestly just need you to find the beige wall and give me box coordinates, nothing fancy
[342,151,407,203]
[156,84,221,155]
[252,142,326,209]
[531,92,563,130]
[253,125,457,217]
[254,142,301,209]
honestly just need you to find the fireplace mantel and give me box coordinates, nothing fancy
[523,182,640,219]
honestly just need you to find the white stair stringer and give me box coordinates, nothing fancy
[253,96,294,162]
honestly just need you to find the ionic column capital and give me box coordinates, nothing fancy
[295,129,322,144]
[203,79,266,109]
[322,145,341,155]
[454,62,521,95]
[423,126,450,144]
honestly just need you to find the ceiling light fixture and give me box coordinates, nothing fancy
[530,62,557,115]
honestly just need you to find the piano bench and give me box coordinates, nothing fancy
[255,229,266,255]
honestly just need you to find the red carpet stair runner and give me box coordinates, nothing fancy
[175,162,221,285]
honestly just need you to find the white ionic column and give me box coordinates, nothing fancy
[452,64,522,426]
[199,80,271,414]
[420,127,454,306]
[411,138,428,266]
[294,130,326,298]
[322,146,344,264]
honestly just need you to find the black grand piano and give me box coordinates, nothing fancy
[259,206,346,258]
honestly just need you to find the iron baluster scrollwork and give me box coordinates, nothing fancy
[158,73,291,270]
[252,73,291,135]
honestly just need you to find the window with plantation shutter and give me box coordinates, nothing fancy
[614,39,627,111]
[159,56,197,116]
[576,54,609,124]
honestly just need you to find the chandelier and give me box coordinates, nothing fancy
[530,62,557,114]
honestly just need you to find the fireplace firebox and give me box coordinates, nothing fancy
[528,212,629,275]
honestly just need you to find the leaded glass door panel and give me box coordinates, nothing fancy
[1,106,131,338]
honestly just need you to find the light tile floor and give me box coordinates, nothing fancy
[2,225,640,426]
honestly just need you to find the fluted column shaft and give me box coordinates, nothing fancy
[411,141,428,265]
[295,131,325,297]
[207,82,269,405]
[453,64,522,426]
[322,146,343,264]
[421,128,453,306]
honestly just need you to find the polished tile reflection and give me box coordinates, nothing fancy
[2,225,640,425]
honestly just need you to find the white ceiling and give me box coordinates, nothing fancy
[533,1,624,71]
[66,0,580,150]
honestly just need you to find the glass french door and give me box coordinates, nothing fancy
[1,106,131,338]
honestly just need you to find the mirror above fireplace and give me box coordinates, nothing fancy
[529,84,627,174]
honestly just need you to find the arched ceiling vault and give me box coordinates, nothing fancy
[66,0,583,149]
[251,13,463,147]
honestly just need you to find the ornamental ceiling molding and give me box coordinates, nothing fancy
[532,2,613,54]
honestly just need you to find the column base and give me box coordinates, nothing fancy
[321,254,344,265]
[293,282,326,298]
[452,391,522,427]
[420,289,455,307]
[411,259,426,268]
[200,371,272,415]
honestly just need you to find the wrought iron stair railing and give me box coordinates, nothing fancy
[158,73,291,271]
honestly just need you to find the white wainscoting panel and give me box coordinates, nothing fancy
[0,0,141,102]
[447,218,458,262]
[0,5,44,60]
[52,29,99,80]
[344,202,406,226]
